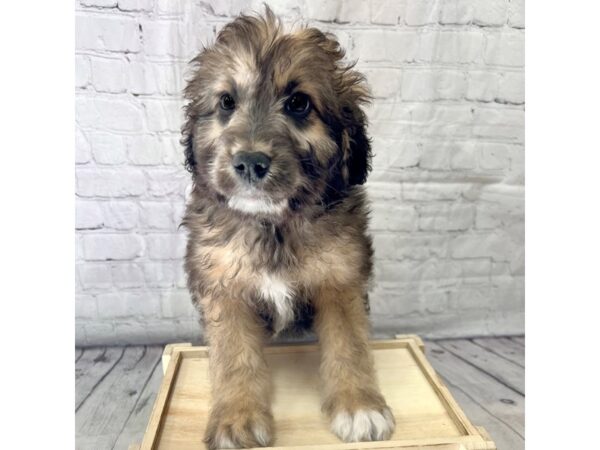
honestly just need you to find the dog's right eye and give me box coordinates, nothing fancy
[285,92,311,118]
[219,94,236,111]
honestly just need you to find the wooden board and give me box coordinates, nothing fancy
[75,347,125,411]
[426,342,524,436]
[437,340,524,395]
[139,336,496,449]
[76,347,162,449]
[113,358,165,449]
[510,337,525,347]
[471,338,525,368]
[131,444,470,450]
[425,343,524,450]
[131,444,471,450]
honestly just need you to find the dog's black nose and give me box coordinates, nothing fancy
[232,151,271,183]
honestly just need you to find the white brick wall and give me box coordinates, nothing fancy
[75,0,524,345]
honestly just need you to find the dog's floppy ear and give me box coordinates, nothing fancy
[181,53,206,177]
[181,112,196,175]
[341,102,372,186]
[319,33,372,186]
[295,28,372,186]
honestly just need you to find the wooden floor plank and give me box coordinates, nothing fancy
[437,339,525,395]
[76,346,162,450]
[76,347,125,410]
[76,436,115,450]
[426,342,524,446]
[435,373,524,450]
[112,356,164,450]
[511,336,525,346]
[472,337,525,368]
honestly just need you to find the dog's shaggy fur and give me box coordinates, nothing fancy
[181,8,394,449]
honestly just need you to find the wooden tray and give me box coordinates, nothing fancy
[136,335,496,449]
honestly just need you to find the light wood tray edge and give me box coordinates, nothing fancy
[394,334,425,353]
[131,443,488,450]
[160,336,424,374]
[161,342,192,374]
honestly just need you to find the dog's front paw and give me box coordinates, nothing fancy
[325,390,395,442]
[204,404,273,449]
[330,406,395,442]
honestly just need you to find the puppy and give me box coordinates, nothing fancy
[182,8,395,449]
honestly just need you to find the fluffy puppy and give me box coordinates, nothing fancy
[182,8,395,449]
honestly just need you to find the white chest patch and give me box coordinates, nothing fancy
[259,273,295,334]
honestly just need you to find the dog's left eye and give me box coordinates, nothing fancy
[285,93,311,118]
[219,93,236,111]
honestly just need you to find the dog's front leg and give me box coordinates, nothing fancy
[202,296,273,449]
[314,285,395,442]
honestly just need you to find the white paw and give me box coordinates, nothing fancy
[214,423,271,448]
[215,434,237,449]
[251,424,271,447]
[330,408,395,442]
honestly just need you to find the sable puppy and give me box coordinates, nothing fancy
[182,8,395,449]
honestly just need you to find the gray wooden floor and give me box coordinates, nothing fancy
[75,336,525,450]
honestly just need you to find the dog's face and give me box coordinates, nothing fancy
[182,10,372,218]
